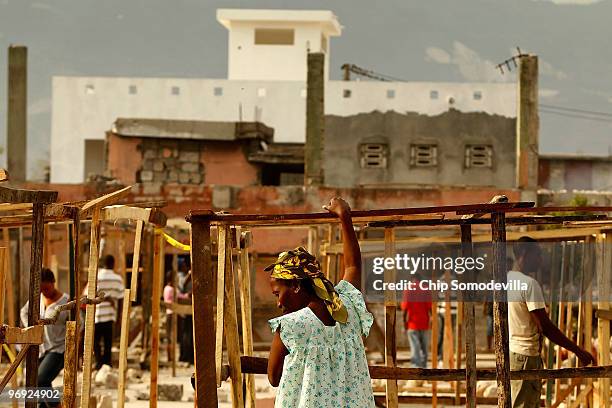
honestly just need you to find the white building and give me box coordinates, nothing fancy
[50,9,516,183]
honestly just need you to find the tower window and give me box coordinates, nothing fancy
[214,87,223,96]
[430,90,439,100]
[254,28,295,45]
[343,89,352,98]
[171,86,180,95]
[129,85,138,95]
[473,91,482,100]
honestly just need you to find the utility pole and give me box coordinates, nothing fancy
[7,45,27,182]
[516,55,539,193]
[305,53,325,186]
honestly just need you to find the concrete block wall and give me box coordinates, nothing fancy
[138,139,203,185]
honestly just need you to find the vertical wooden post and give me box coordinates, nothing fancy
[17,227,24,326]
[2,229,14,328]
[238,231,255,408]
[223,227,244,408]
[596,234,610,408]
[307,226,318,256]
[25,202,45,408]
[325,225,338,281]
[461,224,477,408]
[215,226,228,386]
[117,220,147,407]
[119,231,127,278]
[455,299,463,405]
[140,228,154,354]
[491,211,511,408]
[546,242,562,407]
[130,220,144,302]
[0,247,6,364]
[117,288,132,408]
[67,224,73,301]
[556,243,568,399]
[431,266,439,408]
[171,252,178,377]
[584,237,594,408]
[43,224,50,267]
[442,270,454,369]
[71,211,81,340]
[190,217,218,407]
[2,229,18,405]
[62,321,78,408]
[383,227,398,408]
[80,209,102,408]
[150,230,164,408]
[60,211,80,408]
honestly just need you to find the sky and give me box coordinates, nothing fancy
[1,0,612,180]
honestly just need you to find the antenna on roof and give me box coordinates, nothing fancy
[495,47,527,75]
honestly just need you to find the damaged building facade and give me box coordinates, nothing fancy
[323,110,517,188]
[50,8,515,183]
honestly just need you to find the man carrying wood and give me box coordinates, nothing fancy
[20,268,69,408]
[508,237,594,407]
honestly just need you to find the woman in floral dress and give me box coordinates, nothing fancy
[267,197,376,408]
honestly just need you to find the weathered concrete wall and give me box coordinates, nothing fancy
[323,110,517,189]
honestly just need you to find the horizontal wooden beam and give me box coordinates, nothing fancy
[368,215,608,228]
[0,185,58,204]
[0,213,73,228]
[45,203,78,219]
[456,206,612,216]
[0,325,43,345]
[101,205,167,226]
[79,186,133,217]
[596,309,612,321]
[0,203,32,212]
[188,202,535,225]
[229,356,612,382]
[163,302,193,316]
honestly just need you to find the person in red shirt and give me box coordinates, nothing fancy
[401,273,432,368]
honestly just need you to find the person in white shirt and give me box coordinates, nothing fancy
[92,255,124,369]
[507,237,594,407]
[20,268,69,408]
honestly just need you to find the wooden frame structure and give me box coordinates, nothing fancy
[187,202,612,408]
[0,177,169,408]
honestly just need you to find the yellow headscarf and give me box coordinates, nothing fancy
[265,247,348,324]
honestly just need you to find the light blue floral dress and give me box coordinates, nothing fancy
[269,280,376,408]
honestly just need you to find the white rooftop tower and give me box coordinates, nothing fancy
[217,9,342,81]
